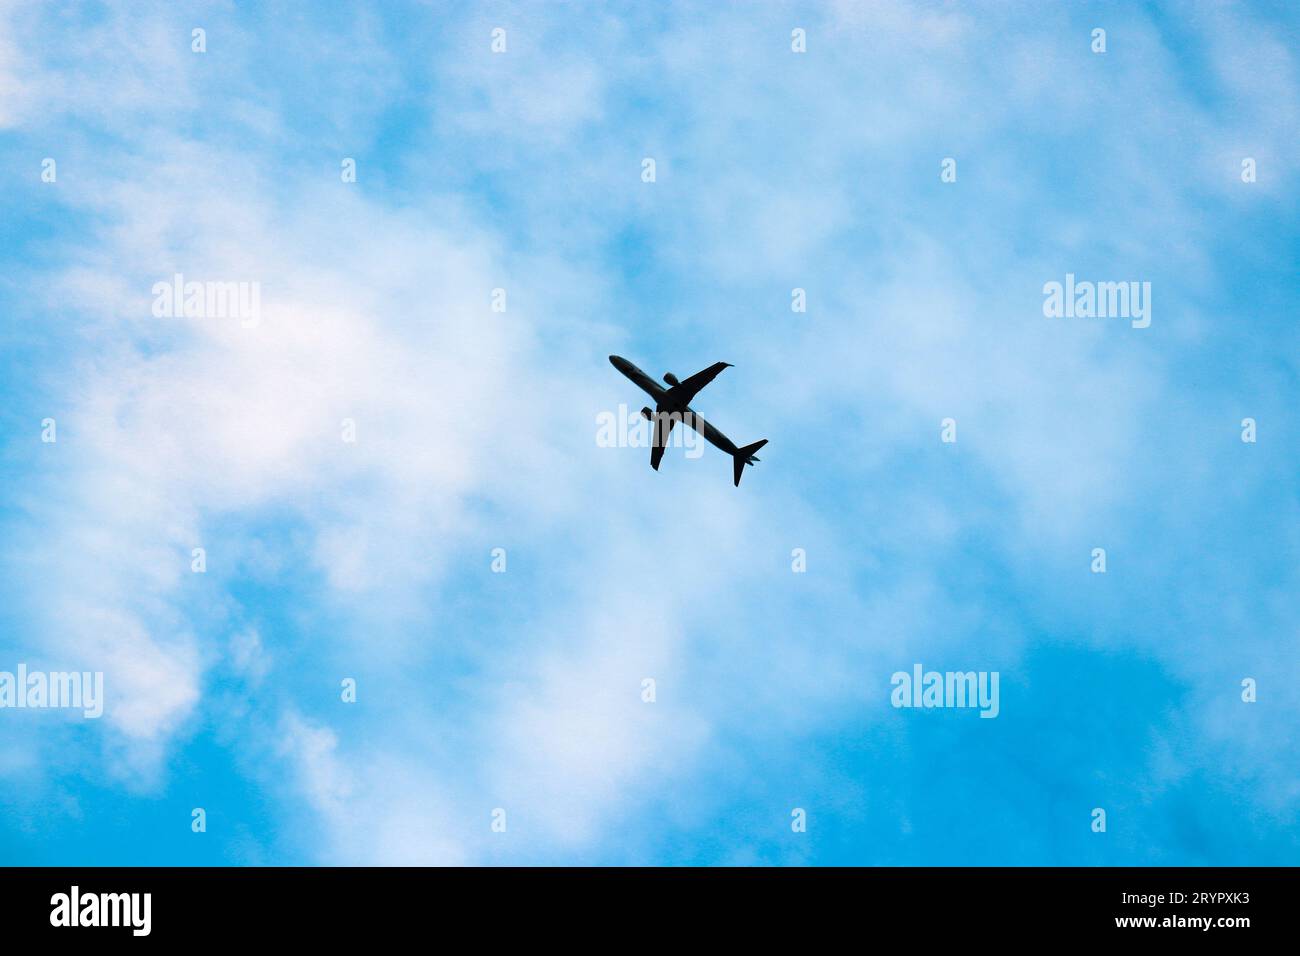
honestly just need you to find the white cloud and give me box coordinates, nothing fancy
[2,0,1296,863]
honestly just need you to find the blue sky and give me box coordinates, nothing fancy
[0,0,1297,866]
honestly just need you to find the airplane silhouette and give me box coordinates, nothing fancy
[609,355,768,486]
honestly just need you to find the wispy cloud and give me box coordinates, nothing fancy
[0,0,1295,865]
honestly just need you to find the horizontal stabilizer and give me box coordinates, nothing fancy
[732,439,769,487]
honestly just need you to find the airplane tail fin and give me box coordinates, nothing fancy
[732,439,769,487]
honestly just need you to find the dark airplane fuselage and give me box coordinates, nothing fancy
[608,355,741,456]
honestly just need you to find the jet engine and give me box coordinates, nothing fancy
[641,406,653,420]
[663,372,680,386]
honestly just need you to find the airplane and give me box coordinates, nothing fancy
[609,354,768,486]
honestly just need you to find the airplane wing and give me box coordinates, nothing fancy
[664,361,732,406]
[650,412,677,470]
